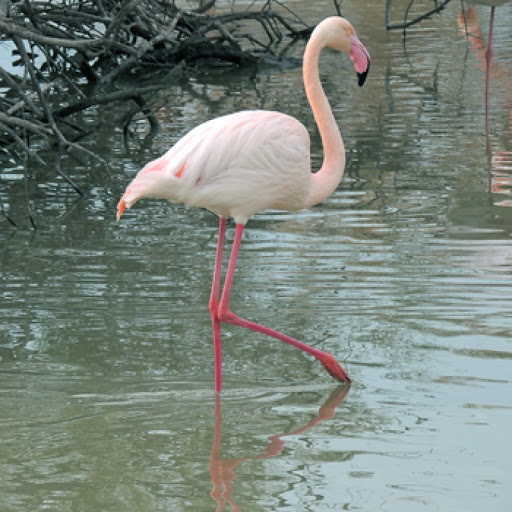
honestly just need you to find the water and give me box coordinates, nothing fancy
[1,1,512,510]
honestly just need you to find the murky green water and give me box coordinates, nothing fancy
[1,1,512,511]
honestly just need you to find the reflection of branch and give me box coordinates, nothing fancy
[210,386,350,511]
[332,0,343,17]
[55,150,84,197]
[386,0,453,30]
[0,121,45,165]
[0,191,18,228]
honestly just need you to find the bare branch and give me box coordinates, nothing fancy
[0,0,332,224]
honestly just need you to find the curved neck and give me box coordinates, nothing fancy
[303,31,346,208]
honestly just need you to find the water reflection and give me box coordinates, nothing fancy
[458,4,512,204]
[209,385,350,511]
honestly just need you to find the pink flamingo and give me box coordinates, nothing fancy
[463,1,511,128]
[458,4,512,201]
[117,17,370,392]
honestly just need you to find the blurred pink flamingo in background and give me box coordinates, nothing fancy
[458,2,512,203]
[461,1,511,129]
[117,17,370,392]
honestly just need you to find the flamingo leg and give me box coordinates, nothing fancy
[485,6,495,140]
[216,223,351,383]
[209,217,227,393]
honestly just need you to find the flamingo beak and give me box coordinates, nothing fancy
[350,34,370,87]
[357,63,370,87]
[117,197,126,221]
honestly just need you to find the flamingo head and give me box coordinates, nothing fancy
[315,17,371,87]
[318,353,351,384]
[116,157,182,221]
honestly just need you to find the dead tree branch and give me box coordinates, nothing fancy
[0,0,331,225]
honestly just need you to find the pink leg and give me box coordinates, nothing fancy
[485,6,495,141]
[209,217,227,393]
[217,223,350,383]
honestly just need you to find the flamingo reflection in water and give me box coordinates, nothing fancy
[460,1,511,125]
[209,386,350,511]
[458,2,512,205]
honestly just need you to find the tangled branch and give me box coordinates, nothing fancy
[0,0,323,226]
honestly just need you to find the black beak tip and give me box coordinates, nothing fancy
[357,60,370,87]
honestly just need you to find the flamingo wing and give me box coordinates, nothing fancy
[157,110,312,223]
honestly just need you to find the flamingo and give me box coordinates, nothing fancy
[462,1,511,128]
[117,17,371,392]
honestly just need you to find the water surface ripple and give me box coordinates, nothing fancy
[1,1,512,511]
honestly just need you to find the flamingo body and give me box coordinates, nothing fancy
[120,110,311,224]
[117,17,371,391]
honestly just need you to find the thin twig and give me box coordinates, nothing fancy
[0,192,19,228]
[0,66,44,119]
[0,121,46,165]
[22,161,36,230]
